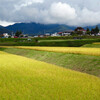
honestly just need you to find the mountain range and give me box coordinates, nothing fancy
[0,22,100,35]
[0,25,12,35]
[5,23,76,35]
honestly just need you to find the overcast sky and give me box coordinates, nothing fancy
[0,0,100,26]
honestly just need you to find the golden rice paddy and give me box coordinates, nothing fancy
[93,42,100,44]
[0,51,100,100]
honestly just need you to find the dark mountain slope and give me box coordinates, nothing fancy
[0,25,12,34]
[6,22,76,35]
[5,22,100,35]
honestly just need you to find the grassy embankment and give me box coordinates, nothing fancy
[0,46,100,77]
[4,46,100,56]
[0,38,100,47]
[0,38,35,46]
[82,42,100,48]
[0,51,100,100]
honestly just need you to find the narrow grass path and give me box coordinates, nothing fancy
[0,51,100,100]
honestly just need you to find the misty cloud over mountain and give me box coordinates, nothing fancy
[0,0,100,26]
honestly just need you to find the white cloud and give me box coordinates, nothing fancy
[0,20,14,26]
[68,8,100,26]
[0,0,100,26]
[14,0,44,11]
[49,2,77,23]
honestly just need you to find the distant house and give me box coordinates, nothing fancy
[57,30,73,36]
[75,27,85,31]
[75,27,86,35]
[34,36,38,38]
[44,33,51,37]
[38,35,44,38]
[14,36,18,38]
[51,32,60,36]
[57,32,63,36]
[63,30,74,36]
[3,33,10,38]
[97,31,100,36]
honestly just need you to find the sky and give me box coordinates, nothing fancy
[0,0,100,26]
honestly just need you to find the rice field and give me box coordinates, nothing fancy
[82,44,100,48]
[1,46,100,56]
[93,42,100,44]
[0,51,100,100]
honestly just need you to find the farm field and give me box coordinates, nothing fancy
[39,39,98,42]
[93,42,100,44]
[1,46,100,56]
[0,46,100,77]
[82,44,100,48]
[0,38,100,47]
[82,42,100,48]
[0,39,100,100]
[0,51,100,100]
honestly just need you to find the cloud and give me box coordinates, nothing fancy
[0,20,14,26]
[49,2,77,22]
[0,0,100,26]
[14,0,44,11]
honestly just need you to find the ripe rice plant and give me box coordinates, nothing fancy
[0,51,100,100]
[4,46,100,56]
[93,42,100,44]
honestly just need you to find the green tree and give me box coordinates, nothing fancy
[71,32,78,36]
[15,31,22,37]
[94,26,99,34]
[77,31,83,36]
[86,31,91,35]
[87,28,90,32]
[91,28,95,34]
[86,28,91,35]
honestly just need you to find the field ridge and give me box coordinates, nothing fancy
[0,46,100,56]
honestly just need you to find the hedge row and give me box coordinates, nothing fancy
[8,39,100,47]
[0,38,100,47]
